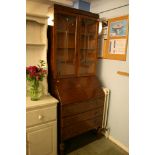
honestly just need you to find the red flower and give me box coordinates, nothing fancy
[26,61,47,82]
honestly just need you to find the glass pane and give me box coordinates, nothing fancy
[55,14,77,77]
[79,18,97,75]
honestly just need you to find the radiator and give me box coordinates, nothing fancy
[102,88,110,129]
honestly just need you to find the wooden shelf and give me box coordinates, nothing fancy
[80,48,96,50]
[58,60,74,64]
[81,33,96,36]
[57,47,75,49]
[80,60,94,68]
[80,60,94,64]
[57,30,75,34]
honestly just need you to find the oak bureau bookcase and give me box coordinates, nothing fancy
[47,4,105,155]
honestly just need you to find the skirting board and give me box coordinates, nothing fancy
[108,135,129,153]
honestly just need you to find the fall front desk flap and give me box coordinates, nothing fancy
[54,76,105,105]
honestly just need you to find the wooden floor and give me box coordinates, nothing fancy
[64,130,128,155]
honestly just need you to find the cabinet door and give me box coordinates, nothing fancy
[55,13,77,78]
[78,17,98,76]
[27,123,56,155]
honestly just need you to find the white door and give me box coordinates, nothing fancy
[27,123,56,155]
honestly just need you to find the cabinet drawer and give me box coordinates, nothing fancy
[26,106,56,127]
[61,97,104,117]
[62,116,103,140]
[61,108,103,128]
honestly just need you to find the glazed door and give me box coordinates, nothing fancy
[78,17,98,76]
[55,13,77,78]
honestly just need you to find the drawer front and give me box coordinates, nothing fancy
[61,108,103,128]
[61,116,103,141]
[61,97,104,117]
[26,106,56,127]
[95,89,105,97]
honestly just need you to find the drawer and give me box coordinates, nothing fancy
[95,89,105,97]
[61,116,103,141]
[61,97,104,117]
[26,106,56,127]
[61,108,103,128]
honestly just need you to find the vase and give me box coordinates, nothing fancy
[29,80,43,101]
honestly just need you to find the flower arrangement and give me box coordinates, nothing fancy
[26,60,47,82]
[26,60,47,100]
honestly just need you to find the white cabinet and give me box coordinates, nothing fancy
[26,96,58,155]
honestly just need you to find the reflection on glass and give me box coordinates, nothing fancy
[56,14,77,77]
[79,18,97,75]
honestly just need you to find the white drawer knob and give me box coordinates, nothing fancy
[38,115,44,120]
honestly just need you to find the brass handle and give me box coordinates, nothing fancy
[117,71,129,77]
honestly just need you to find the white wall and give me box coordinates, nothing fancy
[91,0,129,150]
[91,0,129,19]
